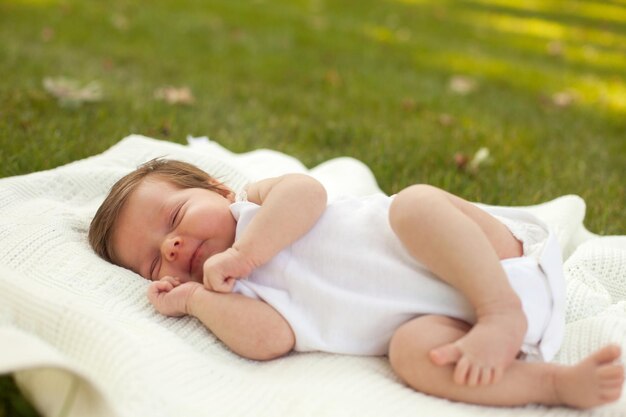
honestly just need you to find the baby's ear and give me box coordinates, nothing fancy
[216,185,235,202]
[207,178,233,200]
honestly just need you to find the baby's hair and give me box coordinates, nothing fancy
[88,158,232,265]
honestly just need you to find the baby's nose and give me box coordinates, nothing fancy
[162,236,182,261]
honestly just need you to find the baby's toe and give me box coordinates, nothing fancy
[453,357,471,385]
[479,367,494,386]
[467,365,482,387]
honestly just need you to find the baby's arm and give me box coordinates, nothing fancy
[205,173,327,292]
[148,278,295,360]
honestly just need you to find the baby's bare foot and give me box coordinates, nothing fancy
[430,303,527,386]
[553,345,624,409]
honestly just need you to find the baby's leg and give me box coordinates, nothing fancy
[389,185,528,384]
[388,315,624,408]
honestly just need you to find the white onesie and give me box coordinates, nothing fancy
[231,194,565,361]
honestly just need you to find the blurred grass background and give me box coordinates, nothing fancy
[0,0,624,415]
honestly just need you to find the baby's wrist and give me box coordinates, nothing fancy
[184,283,203,316]
[230,243,261,272]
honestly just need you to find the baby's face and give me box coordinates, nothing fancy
[111,177,236,283]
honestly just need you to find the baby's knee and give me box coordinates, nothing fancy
[389,184,442,230]
[389,317,442,381]
[389,316,470,388]
[389,321,423,363]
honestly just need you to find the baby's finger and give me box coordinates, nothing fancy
[156,280,174,293]
[147,282,167,304]
[161,276,180,286]
[223,277,236,293]
[213,277,234,293]
[204,272,221,292]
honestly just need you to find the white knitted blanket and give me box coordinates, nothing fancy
[1,135,625,417]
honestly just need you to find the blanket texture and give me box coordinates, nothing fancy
[1,135,625,417]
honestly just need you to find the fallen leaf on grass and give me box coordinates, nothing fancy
[111,14,130,31]
[154,86,195,105]
[401,97,418,112]
[438,113,455,126]
[546,40,563,57]
[41,27,55,42]
[454,147,491,173]
[551,91,576,108]
[469,147,491,171]
[101,58,114,71]
[454,152,469,169]
[449,75,477,95]
[43,77,103,106]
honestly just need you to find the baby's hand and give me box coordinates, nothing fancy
[147,276,202,317]
[203,247,255,293]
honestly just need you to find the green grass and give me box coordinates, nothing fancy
[1,0,624,414]
[0,376,40,417]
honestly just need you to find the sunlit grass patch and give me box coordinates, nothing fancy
[465,0,626,25]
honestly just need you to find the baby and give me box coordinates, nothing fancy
[89,158,623,409]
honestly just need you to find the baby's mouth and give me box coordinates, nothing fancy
[189,241,205,281]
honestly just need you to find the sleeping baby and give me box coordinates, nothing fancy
[89,158,623,409]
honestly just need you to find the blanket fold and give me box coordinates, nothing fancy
[1,135,624,417]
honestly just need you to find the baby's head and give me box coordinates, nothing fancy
[89,158,233,274]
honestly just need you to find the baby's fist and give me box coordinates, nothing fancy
[203,247,255,293]
[147,276,201,317]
